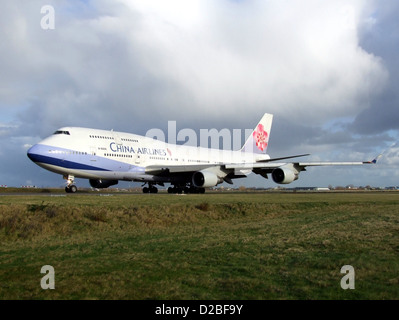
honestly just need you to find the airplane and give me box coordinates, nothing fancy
[27,113,379,193]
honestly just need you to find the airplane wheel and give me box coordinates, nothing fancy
[191,187,199,194]
[143,187,149,193]
[150,187,158,193]
[65,185,78,193]
[168,187,173,194]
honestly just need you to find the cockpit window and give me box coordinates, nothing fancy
[53,130,70,135]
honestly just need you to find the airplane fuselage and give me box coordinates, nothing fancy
[27,127,267,189]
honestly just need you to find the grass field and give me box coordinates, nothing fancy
[0,191,398,300]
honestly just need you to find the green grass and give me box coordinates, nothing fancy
[0,192,398,299]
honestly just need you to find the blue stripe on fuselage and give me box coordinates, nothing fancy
[28,152,110,171]
[27,144,138,172]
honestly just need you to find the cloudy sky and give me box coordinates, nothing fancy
[1,0,398,188]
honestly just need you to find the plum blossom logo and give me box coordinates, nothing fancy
[253,124,268,151]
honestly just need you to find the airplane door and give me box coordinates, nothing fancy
[135,154,141,165]
[111,130,122,145]
[90,146,97,161]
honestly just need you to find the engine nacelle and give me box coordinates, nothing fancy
[271,166,299,184]
[192,170,219,188]
[89,179,118,189]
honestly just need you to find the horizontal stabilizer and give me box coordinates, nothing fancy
[257,154,310,162]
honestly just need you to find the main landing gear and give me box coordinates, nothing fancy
[167,185,205,194]
[64,174,78,193]
[142,183,158,194]
[141,183,205,194]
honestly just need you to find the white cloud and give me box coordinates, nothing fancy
[0,0,388,128]
[104,0,388,124]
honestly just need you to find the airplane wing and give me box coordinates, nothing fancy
[145,164,214,175]
[226,155,380,184]
[225,159,377,170]
[146,154,378,174]
[144,154,312,175]
[145,154,380,185]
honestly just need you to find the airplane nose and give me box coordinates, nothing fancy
[27,144,41,163]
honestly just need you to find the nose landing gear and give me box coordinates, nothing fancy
[64,175,77,193]
[65,185,78,193]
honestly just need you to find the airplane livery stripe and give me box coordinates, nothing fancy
[28,153,110,171]
[27,143,140,173]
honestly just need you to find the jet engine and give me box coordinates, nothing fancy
[192,170,220,188]
[89,179,118,189]
[271,165,299,184]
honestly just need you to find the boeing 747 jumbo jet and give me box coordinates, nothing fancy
[27,113,378,193]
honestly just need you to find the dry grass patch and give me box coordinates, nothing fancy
[1,192,398,299]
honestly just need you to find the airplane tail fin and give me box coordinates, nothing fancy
[241,113,273,154]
